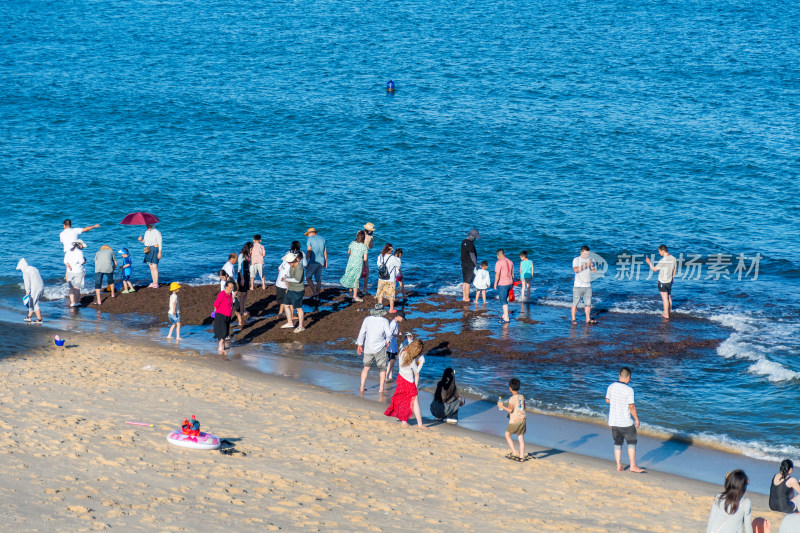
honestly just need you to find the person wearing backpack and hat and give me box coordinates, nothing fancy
[167,282,181,340]
[361,222,375,294]
[376,243,401,313]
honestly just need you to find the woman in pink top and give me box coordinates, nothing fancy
[213,280,235,354]
[493,249,515,323]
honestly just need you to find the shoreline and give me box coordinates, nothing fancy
[2,319,786,531]
[0,307,786,497]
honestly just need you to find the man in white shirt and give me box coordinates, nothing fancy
[571,245,597,325]
[138,224,163,288]
[59,219,100,254]
[645,244,676,319]
[64,240,87,308]
[357,304,392,393]
[605,367,644,473]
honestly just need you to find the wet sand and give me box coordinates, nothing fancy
[0,321,783,531]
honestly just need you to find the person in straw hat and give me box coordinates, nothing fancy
[304,227,327,299]
[361,222,375,294]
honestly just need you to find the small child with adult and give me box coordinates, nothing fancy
[644,244,677,319]
[497,378,527,461]
[519,251,534,301]
[384,339,427,429]
[250,234,267,290]
[118,248,135,293]
[473,260,490,304]
[385,311,405,381]
[167,282,181,340]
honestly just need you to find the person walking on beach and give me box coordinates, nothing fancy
[212,280,234,354]
[281,252,306,333]
[60,219,100,253]
[606,367,644,473]
[361,223,375,294]
[64,240,86,308]
[167,282,181,340]
[138,223,162,288]
[305,227,327,299]
[644,244,676,319]
[497,378,527,461]
[93,245,117,306]
[494,249,514,323]
[384,339,427,429]
[357,304,392,393]
[460,229,479,302]
[571,245,597,325]
[706,470,771,533]
[250,234,266,290]
[340,230,368,302]
[16,258,43,323]
[376,243,401,313]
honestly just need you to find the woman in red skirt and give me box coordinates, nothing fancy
[384,339,427,428]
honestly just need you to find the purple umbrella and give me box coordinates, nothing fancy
[120,212,160,225]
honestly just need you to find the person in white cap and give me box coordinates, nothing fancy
[64,240,87,307]
[281,252,306,333]
[17,258,43,323]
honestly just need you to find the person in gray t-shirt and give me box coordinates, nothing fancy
[94,246,117,305]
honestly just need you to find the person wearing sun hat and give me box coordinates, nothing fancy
[304,227,327,299]
[167,282,181,340]
[361,222,375,293]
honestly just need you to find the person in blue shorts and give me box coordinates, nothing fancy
[118,248,135,293]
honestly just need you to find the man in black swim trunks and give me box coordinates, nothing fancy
[460,229,479,302]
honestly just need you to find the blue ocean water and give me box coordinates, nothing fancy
[2,0,800,461]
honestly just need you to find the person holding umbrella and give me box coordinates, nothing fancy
[122,212,162,288]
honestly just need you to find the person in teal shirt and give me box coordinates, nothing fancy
[519,251,534,301]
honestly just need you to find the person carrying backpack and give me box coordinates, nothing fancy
[376,243,402,313]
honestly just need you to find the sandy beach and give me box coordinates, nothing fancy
[0,322,784,532]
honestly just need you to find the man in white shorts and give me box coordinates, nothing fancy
[571,245,597,324]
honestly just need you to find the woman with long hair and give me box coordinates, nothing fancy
[384,339,427,429]
[706,470,770,533]
[340,230,368,301]
[770,459,800,513]
[429,367,465,423]
[237,242,253,316]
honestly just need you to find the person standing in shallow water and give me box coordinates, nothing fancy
[644,244,676,319]
[361,222,375,295]
[460,229,479,302]
[571,245,596,325]
[340,230,368,301]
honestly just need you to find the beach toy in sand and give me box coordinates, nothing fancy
[167,416,220,450]
[54,335,66,347]
[386,80,395,92]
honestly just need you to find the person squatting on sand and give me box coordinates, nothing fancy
[384,339,427,428]
[606,367,644,473]
[16,258,43,323]
[357,304,392,392]
[138,223,162,288]
[706,470,770,533]
[769,459,800,514]
[460,228,479,302]
[498,378,527,461]
[340,230,368,302]
[430,367,465,423]
[212,280,234,354]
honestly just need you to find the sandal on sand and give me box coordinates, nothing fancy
[280,323,295,329]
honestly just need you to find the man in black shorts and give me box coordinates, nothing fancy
[460,229,479,302]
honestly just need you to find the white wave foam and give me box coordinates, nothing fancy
[437,283,463,296]
[709,313,758,334]
[717,333,800,382]
[748,359,800,382]
[537,298,573,309]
